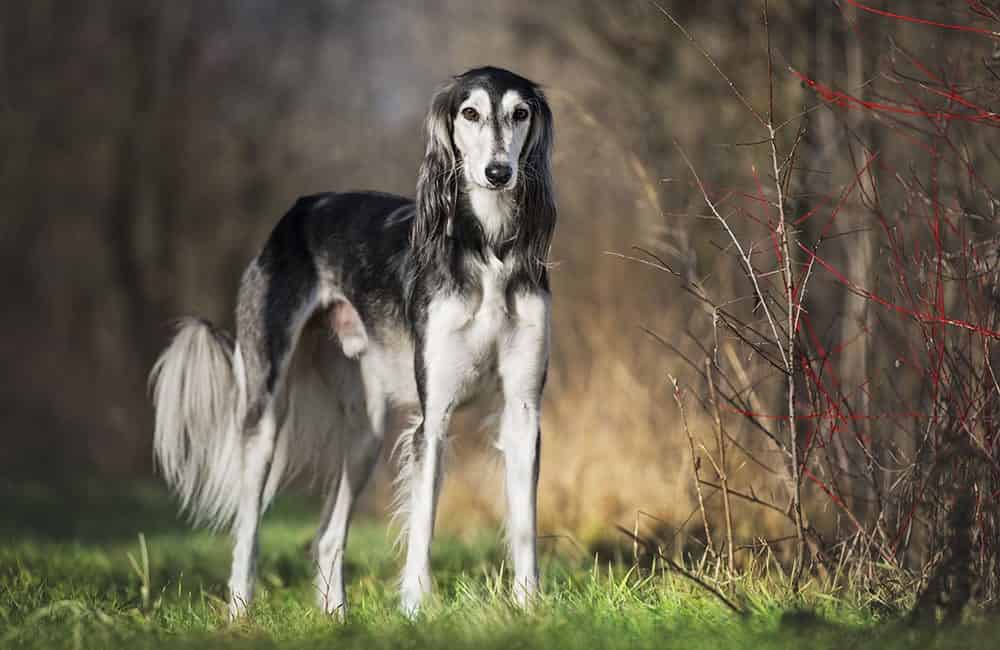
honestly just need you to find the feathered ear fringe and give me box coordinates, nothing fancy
[516,87,557,286]
[412,79,459,264]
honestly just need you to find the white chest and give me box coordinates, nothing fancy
[465,254,512,342]
[423,255,514,405]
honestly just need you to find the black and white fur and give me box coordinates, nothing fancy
[150,67,556,619]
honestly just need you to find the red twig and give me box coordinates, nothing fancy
[843,0,1000,39]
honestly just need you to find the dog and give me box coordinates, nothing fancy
[150,66,556,619]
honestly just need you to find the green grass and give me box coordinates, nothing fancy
[1,482,998,649]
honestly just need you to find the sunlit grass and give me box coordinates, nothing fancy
[1,483,998,649]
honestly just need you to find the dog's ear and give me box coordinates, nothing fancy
[523,88,553,170]
[413,79,459,254]
[518,86,557,284]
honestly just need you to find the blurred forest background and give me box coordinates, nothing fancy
[4,0,1000,585]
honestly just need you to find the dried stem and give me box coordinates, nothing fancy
[763,0,806,589]
[671,375,716,564]
[706,360,736,575]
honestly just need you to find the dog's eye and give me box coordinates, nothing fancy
[512,107,529,122]
[461,107,480,122]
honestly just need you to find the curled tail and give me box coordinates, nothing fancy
[150,317,245,530]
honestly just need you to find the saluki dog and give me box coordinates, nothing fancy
[150,67,556,619]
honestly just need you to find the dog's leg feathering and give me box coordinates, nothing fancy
[398,417,447,617]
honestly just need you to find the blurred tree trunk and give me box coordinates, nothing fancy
[107,1,197,363]
[839,1,881,520]
[795,1,885,523]
[794,0,860,511]
[107,1,166,366]
[100,1,202,470]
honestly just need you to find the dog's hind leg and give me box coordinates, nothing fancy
[313,366,387,618]
[227,258,317,619]
[227,395,282,620]
[312,429,384,618]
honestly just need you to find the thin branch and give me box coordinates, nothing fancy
[616,526,747,617]
[706,359,736,575]
[674,141,789,368]
[647,0,766,126]
[670,375,716,562]
[763,0,806,588]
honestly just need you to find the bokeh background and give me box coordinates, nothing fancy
[4,1,997,553]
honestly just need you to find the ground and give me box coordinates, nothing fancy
[1,482,998,649]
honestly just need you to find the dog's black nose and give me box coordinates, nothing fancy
[485,162,513,187]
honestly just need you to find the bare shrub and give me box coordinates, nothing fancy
[628,1,1000,610]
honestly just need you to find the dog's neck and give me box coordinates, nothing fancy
[464,183,515,244]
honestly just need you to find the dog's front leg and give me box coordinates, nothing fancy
[498,290,550,606]
[399,297,468,616]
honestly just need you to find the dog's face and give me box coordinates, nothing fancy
[452,85,532,191]
[416,67,554,246]
[443,68,547,193]
[415,67,556,277]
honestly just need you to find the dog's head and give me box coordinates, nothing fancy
[429,67,551,192]
[414,67,555,254]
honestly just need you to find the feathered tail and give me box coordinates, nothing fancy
[150,318,245,530]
